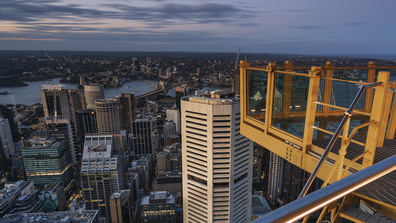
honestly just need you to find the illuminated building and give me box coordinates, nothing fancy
[21,136,74,197]
[181,90,253,223]
[140,191,176,223]
[80,135,124,219]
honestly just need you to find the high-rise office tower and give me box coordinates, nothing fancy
[166,109,180,134]
[118,93,136,134]
[95,99,120,135]
[181,91,253,223]
[0,135,6,169]
[163,120,176,146]
[22,135,74,197]
[40,84,71,118]
[67,89,83,137]
[84,84,105,109]
[110,190,133,223]
[81,135,124,219]
[130,118,157,160]
[0,105,18,138]
[38,116,78,166]
[0,117,15,157]
[76,109,98,140]
[175,87,187,111]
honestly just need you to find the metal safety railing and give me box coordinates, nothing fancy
[252,153,396,223]
[297,82,383,199]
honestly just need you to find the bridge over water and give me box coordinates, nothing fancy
[135,80,194,102]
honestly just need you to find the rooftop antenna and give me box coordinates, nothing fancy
[244,50,247,61]
[234,47,241,76]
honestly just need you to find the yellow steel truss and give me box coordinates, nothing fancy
[240,60,396,222]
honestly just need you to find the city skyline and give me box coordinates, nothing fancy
[1,0,396,54]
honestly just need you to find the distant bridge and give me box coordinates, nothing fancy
[135,80,194,102]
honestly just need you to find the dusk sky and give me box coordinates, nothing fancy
[1,0,395,54]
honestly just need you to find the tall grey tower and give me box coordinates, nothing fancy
[84,84,105,109]
[95,99,120,135]
[181,90,253,223]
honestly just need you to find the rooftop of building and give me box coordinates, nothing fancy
[25,137,61,149]
[251,195,271,218]
[95,99,117,103]
[141,191,175,205]
[183,89,239,105]
[0,181,28,204]
[168,134,179,139]
[82,135,113,159]
[110,190,130,203]
[43,183,61,192]
[0,210,100,223]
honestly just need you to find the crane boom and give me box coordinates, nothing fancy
[234,47,241,73]
[10,92,21,133]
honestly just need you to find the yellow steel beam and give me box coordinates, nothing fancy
[363,71,390,167]
[302,67,322,155]
[323,62,333,117]
[265,63,277,133]
[314,101,371,116]
[386,91,396,139]
[365,62,376,113]
[311,126,366,147]
[377,90,394,147]
[283,61,292,118]
[321,77,374,85]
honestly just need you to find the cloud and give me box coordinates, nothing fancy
[293,26,321,29]
[0,0,248,25]
[342,22,367,26]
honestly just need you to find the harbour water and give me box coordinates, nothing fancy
[0,78,230,105]
[0,79,159,105]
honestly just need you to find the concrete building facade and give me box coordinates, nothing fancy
[0,117,14,157]
[84,84,105,109]
[95,99,121,135]
[181,92,253,223]
[81,135,124,219]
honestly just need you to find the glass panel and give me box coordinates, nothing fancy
[330,69,368,110]
[316,79,325,111]
[248,69,268,122]
[271,72,310,138]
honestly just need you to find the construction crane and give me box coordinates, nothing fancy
[10,92,21,133]
[234,47,241,75]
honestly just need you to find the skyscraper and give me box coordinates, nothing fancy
[76,109,98,141]
[81,135,124,219]
[21,135,74,197]
[40,84,71,118]
[130,118,157,160]
[163,120,176,146]
[95,99,121,135]
[166,109,180,134]
[175,87,186,111]
[67,89,83,137]
[118,93,136,134]
[110,190,133,223]
[0,117,15,157]
[181,91,253,223]
[84,84,105,109]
